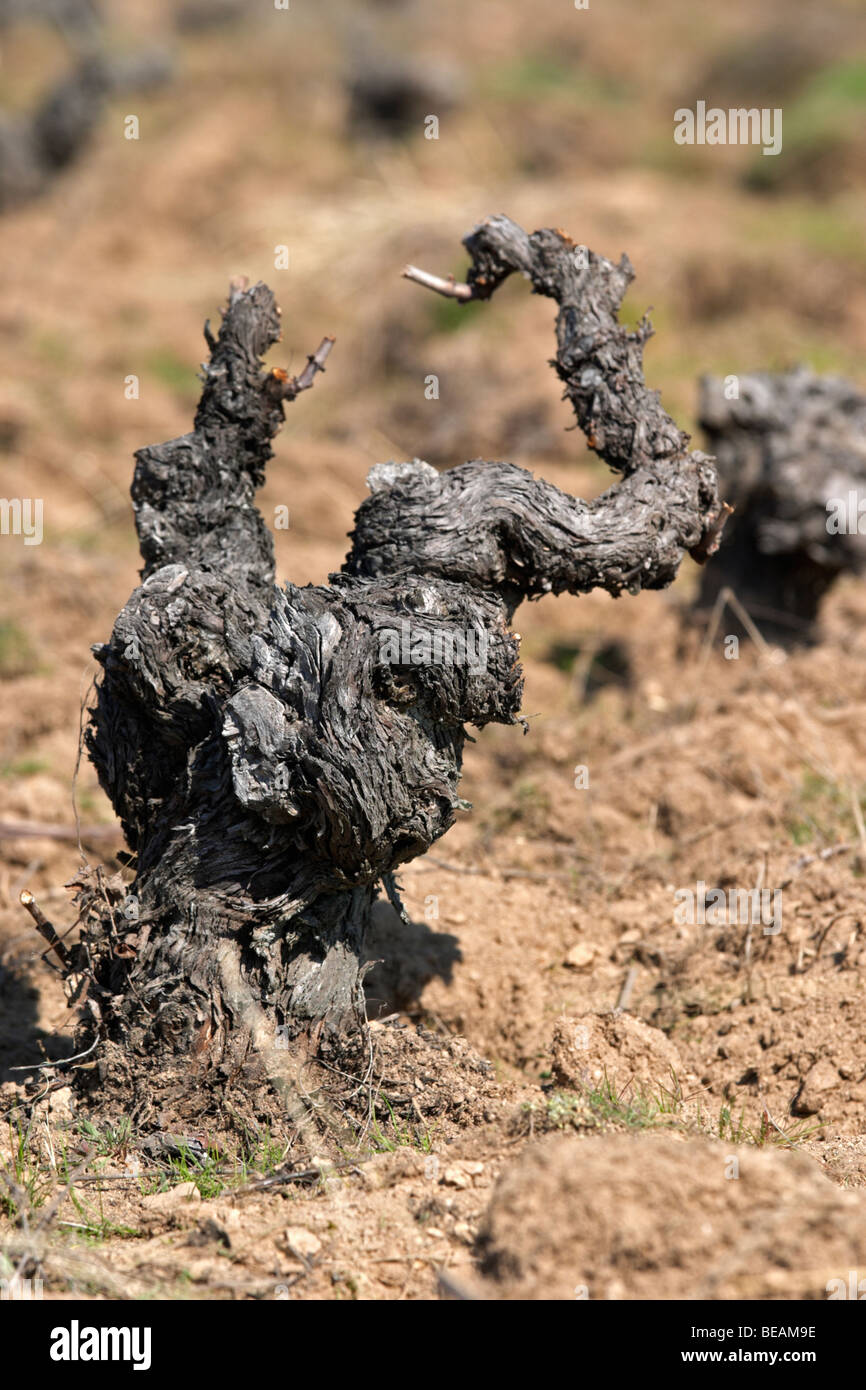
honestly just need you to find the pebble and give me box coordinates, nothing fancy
[284,1227,322,1258]
[564,943,596,970]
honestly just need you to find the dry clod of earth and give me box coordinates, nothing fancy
[563,942,596,970]
[355,1149,430,1191]
[367,1023,506,1127]
[141,1181,202,1216]
[551,1011,685,1093]
[476,1132,866,1301]
[283,1228,322,1259]
[794,1057,843,1117]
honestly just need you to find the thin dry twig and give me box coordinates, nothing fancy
[18,890,71,968]
[401,264,474,300]
[266,335,336,400]
[615,965,639,1013]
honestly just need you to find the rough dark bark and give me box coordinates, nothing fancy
[76,217,724,1100]
[696,367,866,642]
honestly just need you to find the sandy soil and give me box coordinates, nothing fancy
[2,0,866,1300]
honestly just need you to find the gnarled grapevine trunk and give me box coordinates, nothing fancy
[696,367,866,642]
[78,219,726,1098]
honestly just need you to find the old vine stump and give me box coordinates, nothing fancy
[72,217,726,1115]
